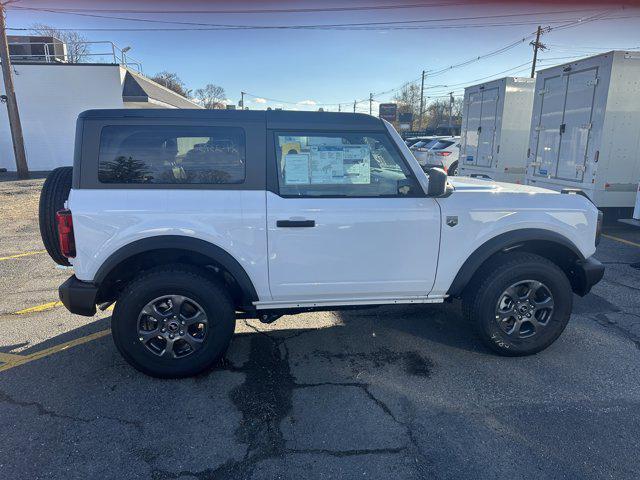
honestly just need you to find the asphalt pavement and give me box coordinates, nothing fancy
[1,177,639,479]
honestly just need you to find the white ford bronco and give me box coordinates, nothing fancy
[39,110,604,378]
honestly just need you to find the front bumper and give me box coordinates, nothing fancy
[59,275,98,316]
[571,256,605,296]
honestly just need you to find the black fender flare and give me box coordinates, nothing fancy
[94,235,259,303]
[446,228,585,297]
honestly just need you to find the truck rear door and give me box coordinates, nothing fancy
[532,68,597,181]
[555,68,597,181]
[476,87,499,168]
[532,74,566,178]
[462,89,481,166]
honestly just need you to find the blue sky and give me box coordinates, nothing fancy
[6,1,640,111]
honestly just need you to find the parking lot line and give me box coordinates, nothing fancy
[0,352,24,363]
[602,234,640,248]
[15,301,63,315]
[0,250,47,261]
[0,329,111,373]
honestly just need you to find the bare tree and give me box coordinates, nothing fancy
[30,24,90,63]
[150,71,190,98]
[424,97,463,129]
[194,84,227,109]
[393,83,423,129]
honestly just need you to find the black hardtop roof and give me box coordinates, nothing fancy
[78,109,386,131]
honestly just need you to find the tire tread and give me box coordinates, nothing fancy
[38,167,73,266]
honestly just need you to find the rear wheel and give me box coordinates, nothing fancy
[448,161,459,176]
[462,252,573,356]
[111,265,235,378]
[38,167,73,266]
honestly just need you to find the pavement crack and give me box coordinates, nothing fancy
[602,278,640,292]
[592,313,640,351]
[286,447,406,457]
[0,388,142,430]
[294,381,400,422]
[0,389,91,423]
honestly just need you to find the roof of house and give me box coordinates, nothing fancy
[122,70,202,109]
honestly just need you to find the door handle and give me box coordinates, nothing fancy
[276,220,315,228]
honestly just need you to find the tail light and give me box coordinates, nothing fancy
[56,209,76,258]
[435,151,452,156]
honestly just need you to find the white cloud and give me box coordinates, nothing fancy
[253,97,267,104]
[297,99,317,106]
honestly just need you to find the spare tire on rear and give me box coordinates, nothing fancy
[39,167,73,266]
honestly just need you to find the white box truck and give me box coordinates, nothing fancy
[459,77,535,183]
[619,182,640,228]
[525,51,640,213]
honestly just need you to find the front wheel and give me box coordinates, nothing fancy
[111,265,235,378]
[462,252,573,356]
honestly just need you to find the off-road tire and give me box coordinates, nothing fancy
[38,166,73,266]
[462,252,573,356]
[111,265,236,378]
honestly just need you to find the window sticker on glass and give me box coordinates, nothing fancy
[308,136,343,147]
[284,153,310,184]
[281,141,301,157]
[343,145,371,184]
[310,146,344,184]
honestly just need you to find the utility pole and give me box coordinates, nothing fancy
[0,2,28,179]
[418,70,425,130]
[239,91,245,109]
[369,93,373,115]
[353,100,356,113]
[530,25,547,78]
[448,92,454,134]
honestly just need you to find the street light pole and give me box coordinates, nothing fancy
[0,2,28,179]
[369,93,373,115]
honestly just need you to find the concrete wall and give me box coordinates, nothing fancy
[0,64,124,171]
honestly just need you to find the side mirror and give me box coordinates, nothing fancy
[427,167,448,197]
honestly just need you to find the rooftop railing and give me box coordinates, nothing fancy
[7,40,143,74]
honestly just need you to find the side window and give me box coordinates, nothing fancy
[98,125,245,184]
[275,132,420,197]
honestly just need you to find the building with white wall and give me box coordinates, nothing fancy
[0,62,201,172]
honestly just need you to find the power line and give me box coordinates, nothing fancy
[5,2,486,15]
[5,7,612,30]
[370,8,620,99]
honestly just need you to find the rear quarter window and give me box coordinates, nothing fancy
[98,125,246,184]
[430,140,454,150]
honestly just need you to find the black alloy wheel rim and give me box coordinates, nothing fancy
[137,295,209,358]
[494,280,555,339]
